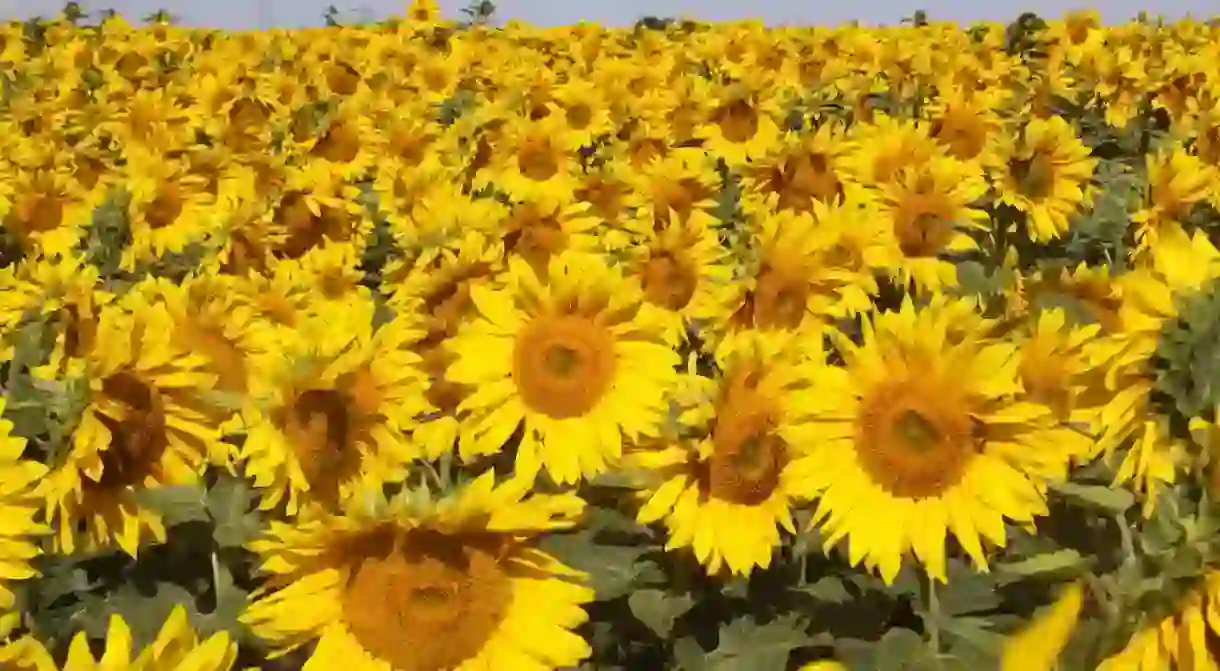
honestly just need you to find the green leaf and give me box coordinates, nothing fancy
[132,484,210,526]
[1050,481,1135,513]
[538,531,648,601]
[703,615,808,671]
[795,576,853,604]
[205,475,263,548]
[932,560,1002,617]
[628,588,694,639]
[995,549,1090,583]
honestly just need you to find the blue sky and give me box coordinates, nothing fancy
[0,0,1216,30]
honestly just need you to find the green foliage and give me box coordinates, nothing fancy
[1155,279,1220,425]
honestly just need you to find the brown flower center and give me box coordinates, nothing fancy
[284,388,362,500]
[517,136,560,182]
[91,372,168,490]
[855,379,981,499]
[706,377,787,505]
[512,314,616,419]
[752,265,809,330]
[1010,153,1057,200]
[641,251,698,311]
[341,528,512,671]
[712,99,760,144]
[145,186,185,230]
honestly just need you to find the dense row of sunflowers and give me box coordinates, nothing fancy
[2,2,1220,669]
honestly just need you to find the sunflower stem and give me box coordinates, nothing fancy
[925,574,942,660]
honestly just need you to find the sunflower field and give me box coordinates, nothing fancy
[4,1,1220,669]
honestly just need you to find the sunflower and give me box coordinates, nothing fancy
[711,204,886,358]
[876,155,989,291]
[2,167,91,260]
[1015,307,1108,464]
[0,605,237,671]
[625,332,823,576]
[40,300,226,557]
[844,113,944,188]
[624,217,735,347]
[239,300,428,515]
[1130,146,1215,255]
[128,273,265,411]
[620,146,723,243]
[1097,571,1220,670]
[480,113,582,203]
[385,232,506,461]
[121,149,223,270]
[0,397,49,612]
[987,116,1098,243]
[795,296,1069,583]
[447,251,680,485]
[697,81,784,167]
[738,121,862,218]
[240,473,594,671]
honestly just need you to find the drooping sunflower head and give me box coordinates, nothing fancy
[627,331,824,577]
[242,473,594,671]
[241,303,427,515]
[43,300,225,557]
[447,251,680,485]
[797,296,1063,582]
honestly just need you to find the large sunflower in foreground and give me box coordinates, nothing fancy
[794,296,1068,583]
[241,473,594,671]
[40,301,226,557]
[625,332,823,576]
[0,397,49,611]
[0,605,237,670]
[447,251,680,485]
[239,299,429,515]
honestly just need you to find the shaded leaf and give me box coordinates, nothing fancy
[996,549,1090,583]
[1051,481,1135,513]
[703,614,808,671]
[205,475,263,548]
[796,576,853,604]
[628,588,694,639]
[133,484,210,526]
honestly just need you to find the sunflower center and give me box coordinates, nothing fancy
[895,204,953,258]
[91,372,168,490]
[145,186,185,230]
[286,388,359,496]
[517,136,560,182]
[1011,153,1057,200]
[856,382,980,499]
[341,529,512,671]
[641,252,698,311]
[512,314,616,419]
[752,266,809,330]
[707,383,790,505]
[313,122,362,163]
[713,99,760,144]
[15,192,65,234]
